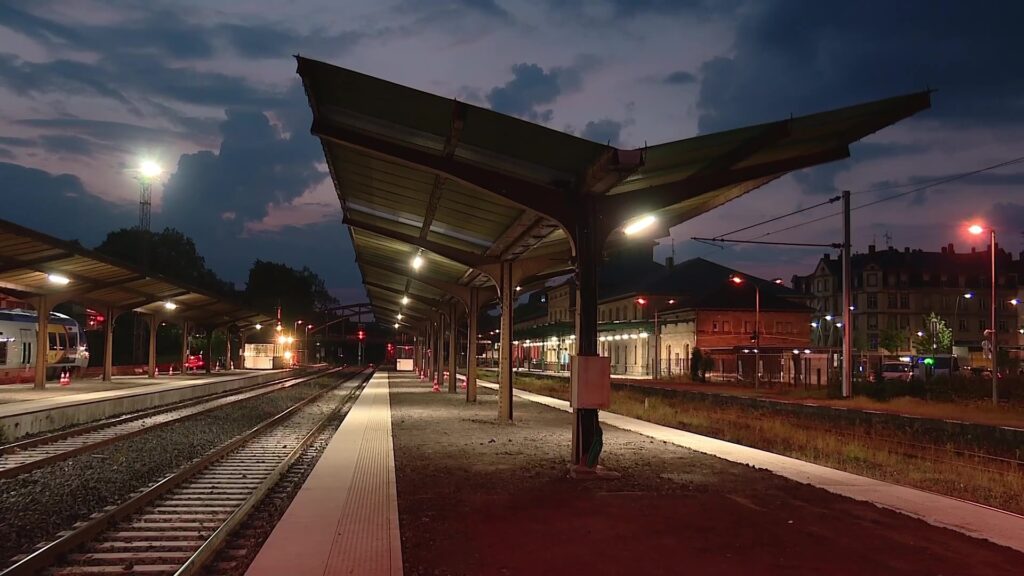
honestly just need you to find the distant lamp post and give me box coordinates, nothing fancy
[953,292,973,351]
[729,274,761,388]
[635,296,676,378]
[135,160,162,232]
[968,223,998,404]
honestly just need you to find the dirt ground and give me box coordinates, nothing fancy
[388,372,1023,576]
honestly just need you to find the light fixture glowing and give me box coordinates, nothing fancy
[401,295,410,305]
[810,322,818,328]
[139,160,162,178]
[47,273,70,285]
[163,301,177,310]
[667,299,676,305]
[963,292,973,299]
[824,315,833,321]
[835,322,843,327]
[275,324,283,332]
[394,323,400,328]
[284,351,293,360]
[635,297,648,305]
[1011,298,1020,306]
[411,251,424,270]
[623,214,656,236]
[773,278,784,285]
[397,313,403,320]
[729,275,744,285]
[287,336,294,344]
[255,323,263,330]
[515,286,522,292]
[967,224,985,235]
[793,349,801,354]
[277,335,286,344]
[803,349,811,354]
[916,331,925,337]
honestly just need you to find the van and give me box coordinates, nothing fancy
[912,354,960,379]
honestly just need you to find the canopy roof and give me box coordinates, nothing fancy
[0,219,271,328]
[297,56,930,326]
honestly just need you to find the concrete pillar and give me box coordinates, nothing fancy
[147,314,158,378]
[572,195,604,467]
[180,320,190,373]
[33,295,51,389]
[435,314,444,385]
[102,306,115,382]
[448,304,458,393]
[466,288,479,403]
[240,330,247,370]
[499,259,514,421]
[427,323,435,383]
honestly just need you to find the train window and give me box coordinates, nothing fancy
[49,332,58,351]
[0,341,6,365]
[68,332,78,350]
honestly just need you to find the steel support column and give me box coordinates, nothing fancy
[180,320,189,373]
[572,195,603,467]
[204,326,213,374]
[466,287,479,403]
[102,306,115,382]
[448,304,458,393]
[225,328,232,371]
[498,259,514,421]
[147,315,158,378]
[33,295,51,389]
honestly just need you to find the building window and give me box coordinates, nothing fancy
[722,321,731,332]
[867,273,878,287]
[979,320,987,332]
[999,320,1008,333]
[743,320,752,333]
[868,314,878,330]
[887,293,897,309]
[958,319,967,332]
[712,321,718,332]
[867,294,878,309]
[868,333,879,351]
[900,294,910,309]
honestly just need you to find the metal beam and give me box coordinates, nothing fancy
[314,118,574,227]
[345,215,499,269]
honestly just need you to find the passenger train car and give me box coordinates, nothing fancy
[0,309,89,384]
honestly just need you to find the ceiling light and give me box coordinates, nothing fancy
[401,295,410,305]
[255,323,263,330]
[411,251,424,270]
[163,301,177,310]
[623,214,656,236]
[47,273,70,285]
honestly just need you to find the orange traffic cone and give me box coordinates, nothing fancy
[59,369,70,386]
[431,378,441,392]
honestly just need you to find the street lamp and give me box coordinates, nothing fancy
[294,319,303,334]
[968,223,998,404]
[304,324,313,364]
[953,292,973,351]
[729,275,761,388]
[635,296,675,378]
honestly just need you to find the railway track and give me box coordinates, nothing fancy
[0,369,341,479]
[1,367,372,576]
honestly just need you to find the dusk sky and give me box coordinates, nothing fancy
[1,1,1022,303]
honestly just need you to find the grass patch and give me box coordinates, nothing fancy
[479,369,1024,515]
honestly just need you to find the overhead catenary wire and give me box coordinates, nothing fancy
[724,154,1024,243]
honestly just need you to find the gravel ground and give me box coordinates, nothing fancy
[0,375,342,568]
[390,372,1024,576]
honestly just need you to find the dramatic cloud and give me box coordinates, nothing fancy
[696,1,1024,133]
[663,70,697,85]
[485,58,597,122]
[0,162,133,244]
[580,118,624,146]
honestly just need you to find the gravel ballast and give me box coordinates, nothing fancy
[0,375,342,567]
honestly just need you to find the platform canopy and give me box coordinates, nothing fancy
[297,56,930,325]
[0,218,272,328]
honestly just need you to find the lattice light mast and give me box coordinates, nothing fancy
[136,160,162,231]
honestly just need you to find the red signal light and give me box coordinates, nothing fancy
[357,330,365,341]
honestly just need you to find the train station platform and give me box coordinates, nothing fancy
[247,370,402,576]
[246,370,1023,575]
[0,369,295,440]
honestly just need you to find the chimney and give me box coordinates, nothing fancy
[904,246,910,254]
[868,244,876,254]
[941,246,947,254]
[665,256,674,268]
[972,247,977,253]
[948,243,955,254]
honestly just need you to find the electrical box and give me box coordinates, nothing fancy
[571,355,611,409]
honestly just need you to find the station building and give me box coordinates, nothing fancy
[508,243,814,381]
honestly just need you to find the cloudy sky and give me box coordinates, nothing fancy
[1,0,1022,302]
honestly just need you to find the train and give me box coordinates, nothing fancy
[0,309,89,384]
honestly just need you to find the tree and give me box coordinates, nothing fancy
[913,312,953,354]
[879,327,907,356]
[244,260,339,325]
[95,228,235,294]
[690,347,704,382]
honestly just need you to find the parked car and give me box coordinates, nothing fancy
[880,361,913,382]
